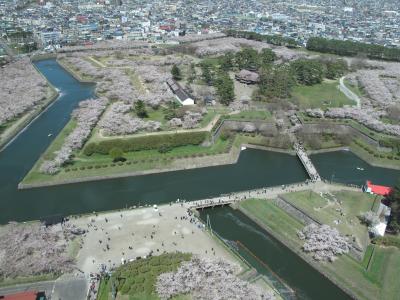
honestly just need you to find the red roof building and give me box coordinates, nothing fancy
[364,180,392,196]
[1,291,39,300]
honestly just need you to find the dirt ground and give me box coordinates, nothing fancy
[71,203,238,274]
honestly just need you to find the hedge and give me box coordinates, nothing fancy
[372,236,400,249]
[84,131,208,155]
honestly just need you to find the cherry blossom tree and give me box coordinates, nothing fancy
[0,222,74,278]
[99,101,161,136]
[156,256,275,300]
[40,97,108,174]
[298,224,350,262]
[0,58,48,126]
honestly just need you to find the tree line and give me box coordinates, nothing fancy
[307,37,400,62]
[225,30,298,48]
[256,58,348,100]
[199,47,277,105]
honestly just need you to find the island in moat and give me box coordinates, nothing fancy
[1,32,400,300]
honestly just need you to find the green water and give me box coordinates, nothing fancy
[199,207,352,300]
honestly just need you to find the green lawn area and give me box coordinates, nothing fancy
[240,199,304,247]
[239,198,400,300]
[226,110,272,121]
[97,277,111,300]
[111,253,192,299]
[291,80,355,109]
[281,190,377,250]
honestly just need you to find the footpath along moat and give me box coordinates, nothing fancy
[1,59,400,299]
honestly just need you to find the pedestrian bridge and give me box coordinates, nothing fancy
[185,198,237,209]
[294,143,321,182]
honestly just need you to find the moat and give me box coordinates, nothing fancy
[1,59,399,299]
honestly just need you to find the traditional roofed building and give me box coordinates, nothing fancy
[235,69,260,84]
[166,79,195,105]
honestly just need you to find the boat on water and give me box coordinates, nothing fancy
[356,167,364,171]
[48,133,53,137]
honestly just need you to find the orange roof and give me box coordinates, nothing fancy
[2,291,38,300]
[366,180,392,196]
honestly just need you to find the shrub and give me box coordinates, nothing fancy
[109,147,126,162]
[79,166,86,170]
[85,131,208,155]
[158,144,172,153]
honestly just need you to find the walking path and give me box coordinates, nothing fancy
[185,181,360,209]
[294,143,321,182]
[339,76,361,108]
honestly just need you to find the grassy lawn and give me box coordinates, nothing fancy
[97,277,111,300]
[291,80,355,109]
[281,190,377,250]
[240,199,304,247]
[226,110,272,121]
[239,198,400,300]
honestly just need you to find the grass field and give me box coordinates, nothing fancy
[239,198,400,300]
[240,199,304,246]
[291,80,355,109]
[226,110,272,121]
[281,190,377,249]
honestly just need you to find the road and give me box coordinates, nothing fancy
[339,76,361,108]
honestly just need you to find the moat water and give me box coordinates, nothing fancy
[1,59,399,299]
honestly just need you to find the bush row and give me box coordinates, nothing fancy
[84,131,208,156]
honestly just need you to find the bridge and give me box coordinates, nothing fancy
[294,143,321,182]
[183,181,360,210]
[185,197,238,209]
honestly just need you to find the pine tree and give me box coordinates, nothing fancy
[171,64,182,81]
[135,100,148,118]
